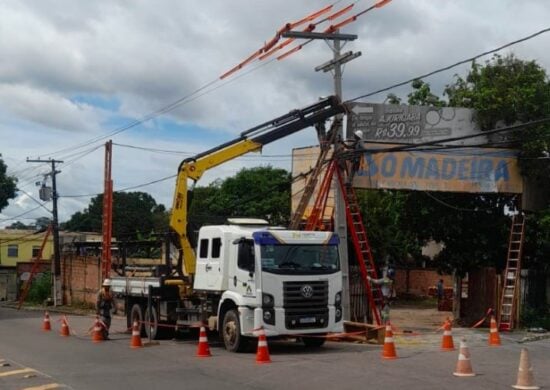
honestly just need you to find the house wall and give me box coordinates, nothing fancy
[394,268,452,296]
[0,230,53,267]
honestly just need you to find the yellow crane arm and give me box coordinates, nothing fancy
[169,96,346,277]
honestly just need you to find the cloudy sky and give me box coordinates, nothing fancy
[1,0,549,228]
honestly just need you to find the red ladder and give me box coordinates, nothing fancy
[305,160,337,231]
[18,225,53,309]
[334,165,384,325]
[303,160,383,324]
[498,214,525,331]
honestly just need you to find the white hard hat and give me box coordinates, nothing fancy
[102,279,111,287]
[354,130,363,139]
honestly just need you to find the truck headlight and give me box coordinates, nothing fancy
[262,293,274,308]
[335,291,342,305]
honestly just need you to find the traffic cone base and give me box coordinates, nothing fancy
[196,326,211,357]
[382,322,398,360]
[130,321,143,349]
[42,312,52,332]
[512,348,540,390]
[453,339,475,377]
[488,315,501,347]
[441,319,455,351]
[92,317,104,343]
[256,329,271,364]
[60,318,70,337]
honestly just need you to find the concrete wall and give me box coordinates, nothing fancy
[0,267,17,301]
[394,268,452,297]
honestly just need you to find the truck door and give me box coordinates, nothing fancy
[195,237,223,290]
[231,239,256,298]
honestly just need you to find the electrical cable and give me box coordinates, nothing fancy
[348,27,550,102]
[0,205,45,222]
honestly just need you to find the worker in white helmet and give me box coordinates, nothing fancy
[341,130,364,187]
[96,279,114,339]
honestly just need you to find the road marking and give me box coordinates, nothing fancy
[0,367,35,377]
[22,384,63,390]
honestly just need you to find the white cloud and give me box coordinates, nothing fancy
[1,0,549,227]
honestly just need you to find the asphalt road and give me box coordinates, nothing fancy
[0,306,549,390]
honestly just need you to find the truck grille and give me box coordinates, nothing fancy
[283,281,328,329]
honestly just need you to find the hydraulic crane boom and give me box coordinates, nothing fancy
[169,96,346,277]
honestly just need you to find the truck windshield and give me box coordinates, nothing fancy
[260,244,339,275]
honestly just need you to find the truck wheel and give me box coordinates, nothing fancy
[130,304,145,336]
[144,306,159,340]
[222,309,249,352]
[302,335,326,348]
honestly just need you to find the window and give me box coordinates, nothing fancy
[212,238,222,258]
[237,239,255,271]
[32,246,41,258]
[7,245,18,257]
[199,239,209,258]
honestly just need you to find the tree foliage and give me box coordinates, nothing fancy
[380,55,550,274]
[188,166,291,227]
[445,54,550,188]
[356,189,420,267]
[0,155,17,212]
[63,191,168,240]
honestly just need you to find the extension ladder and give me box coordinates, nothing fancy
[334,165,384,325]
[498,213,525,331]
[289,121,338,229]
[302,159,383,325]
[18,224,53,309]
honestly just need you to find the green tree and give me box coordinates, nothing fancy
[63,191,164,240]
[356,189,420,266]
[445,54,550,191]
[397,55,550,273]
[407,79,446,107]
[7,221,32,229]
[188,166,291,226]
[0,155,17,212]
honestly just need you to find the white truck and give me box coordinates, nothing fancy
[110,97,346,351]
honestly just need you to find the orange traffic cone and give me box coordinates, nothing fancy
[42,311,52,332]
[60,316,70,337]
[488,315,501,346]
[453,339,476,377]
[512,348,540,390]
[196,326,211,357]
[382,322,398,360]
[441,318,455,351]
[92,316,104,343]
[255,328,271,364]
[130,321,143,349]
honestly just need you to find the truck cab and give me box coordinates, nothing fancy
[193,219,343,351]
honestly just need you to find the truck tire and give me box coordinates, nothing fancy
[129,304,145,337]
[222,309,249,352]
[144,306,159,340]
[302,335,326,348]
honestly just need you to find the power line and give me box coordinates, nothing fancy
[0,205,46,222]
[348,26,550,102]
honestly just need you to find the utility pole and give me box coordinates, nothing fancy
[102,140,113,280]
[27,158,63,306]
[282,29,361,321]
